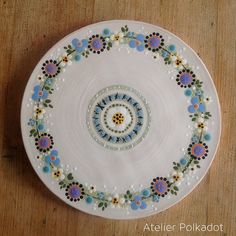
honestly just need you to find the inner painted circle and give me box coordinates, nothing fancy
[87,85,151,151]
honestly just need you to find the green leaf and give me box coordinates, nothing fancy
[59,181,64,185]
[196,165,201,168]
[98,202,104,208]
[173,166,178,170]
[104,202,108,208]
[49,104,53,108]
[45,99,51,103]
[108,42,112,47]
[174,192,177,195]
[192,117,196,121]
[173,186,179,191]
[43,103,48,107]
[177,163,181,167]
[67,173,73,180]
[194,160,199,164]
[171,190,174,194]
[68,44,72,49]
[64,46,67,49]
[44,86,51,90]
[102,207,105,211]
[121,27,125,32]
[30,129,36,134]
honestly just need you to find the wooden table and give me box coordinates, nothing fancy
[0,0,235,235]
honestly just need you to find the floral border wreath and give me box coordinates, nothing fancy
[28,25,212,211]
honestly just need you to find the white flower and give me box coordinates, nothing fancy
[33,104,45,119]
[52,168,65,181]
[88,185,96,193]
[110,32,124,46]
[194,120,208,133]
[59,53,72,67]
[171,54,187,69]
[171,171,183,185]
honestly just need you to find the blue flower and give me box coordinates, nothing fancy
[152,194,160,202]
[196,90,203,96]
[28,118,35,126]
[45,150,60,166]
[45,78,53,86]
[131,195,147,210]
[129,34,145,52]
[32,85,48,101]
[72,38,88,53]
[97,192,105,200]
[188,96,205,113]
[127,32,135,38]
[161,50,169,59]
[191,135,199,143]
[102,28,111,37]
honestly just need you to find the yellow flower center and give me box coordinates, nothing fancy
[112,112,124,125]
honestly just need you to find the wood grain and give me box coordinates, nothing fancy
[0,0,235,235]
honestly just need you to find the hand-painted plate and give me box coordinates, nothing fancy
[21,20,221,219]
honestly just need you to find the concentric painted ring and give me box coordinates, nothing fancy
[87,85,151,150]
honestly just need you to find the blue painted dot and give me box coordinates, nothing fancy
[184,89,192,96]
[204,133,211,141]
[103,28,111,37]
[42,166,50,173]
[180,158,187,165]
[142,189,150,197]
[75,54,81,61]
[168,44,176,52]
[86,196,93,204]
[37,124,44,131]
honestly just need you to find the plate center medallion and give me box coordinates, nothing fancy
[87,85,151,150]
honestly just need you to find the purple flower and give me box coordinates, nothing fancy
[129,34,145,52]
[131,195,147,210]
[72,38,88,53]
[45,150,60,166]
[32,85,48,101]
[188,96,205,113]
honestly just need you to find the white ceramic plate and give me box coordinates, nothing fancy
[21,20,221,219]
